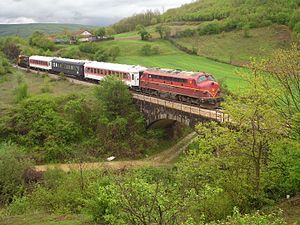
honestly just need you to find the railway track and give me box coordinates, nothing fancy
[14,65,229,122]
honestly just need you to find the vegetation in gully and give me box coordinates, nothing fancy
[0,0,300,224]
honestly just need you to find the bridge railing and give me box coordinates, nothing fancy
[132,93,230,123]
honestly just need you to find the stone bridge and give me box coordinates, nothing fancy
[132,93,229,128]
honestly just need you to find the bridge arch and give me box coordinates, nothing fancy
[133,93,228,129]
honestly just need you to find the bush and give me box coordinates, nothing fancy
[0,95,82,163]
[0,143,32,206]
[0,55,11,75]
[198,22,221,35]
[177,28,196,38]
[94,48,109,62]
[78,42,98,54]
[293,21,300,34]
[141,44,160,56]
[14,82,28,103]
[28,31,54,51]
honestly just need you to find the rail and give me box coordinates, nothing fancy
[132,93,230,123]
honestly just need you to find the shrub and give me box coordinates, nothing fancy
[243,25,251,38]
[293,21,300,34]
[79,42,98,54]
[0,143,32,206]
[141,44,160,56]
[0,55,11,75]
[0,95,82,163]
[28,31,54,51]
[94,48,109,62]
[198,22,221,35]
[14,82,28,103]
[177,28,196,38]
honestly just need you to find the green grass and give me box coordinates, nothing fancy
[113,30,140,38]
[0,69,91,114]
[92,40,244,90]
[175,25,291,65]
[0,213,92,225]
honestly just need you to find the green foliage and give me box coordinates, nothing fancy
[94,48,109,62]
[2,41,20,61]
[155,25,171,39]
[28,31,54,51]
[0,54,11,75]
[0,143,32,206]
[293,21,300,34]
[176,28,197,38]
[198,21,221,35]
[14,82,28,103]
[141,44,160,56]
[40,77,52,93]
[57,46,82,59]
[162,0,298,32]
[136,25,151,41]
[92,177,185,225]
[108,46,120,61]
[94,76,146,157]
[243,25,251,38]
[289,9,300,29]
[78,42,98,54]
[222,208,287,225]
[93,27,106,37]
[112,9,160,33]
[0,95,82,162]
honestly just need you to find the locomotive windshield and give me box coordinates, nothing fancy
[197,75,214,83]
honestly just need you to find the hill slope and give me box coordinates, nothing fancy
[163,0,298,29]
[0,23,94,38]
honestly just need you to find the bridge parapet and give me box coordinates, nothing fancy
[132,93,229,126]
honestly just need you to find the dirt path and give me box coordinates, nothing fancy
[34,132,196,172]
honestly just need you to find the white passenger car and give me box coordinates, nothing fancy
[29,55,55,71]
[84,61,146,87]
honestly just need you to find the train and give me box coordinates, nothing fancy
[18,55,222,108]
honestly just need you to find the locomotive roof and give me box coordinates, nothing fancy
[29,55,55,61]
[146,68,208,79]
[85,61,146,73]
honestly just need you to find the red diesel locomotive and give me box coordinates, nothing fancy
[140,68,221,107]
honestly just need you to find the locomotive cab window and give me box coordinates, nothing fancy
[197,75,214,83]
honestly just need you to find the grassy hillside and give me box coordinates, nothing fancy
[0,23,94,38]
[0,69,90,113]
[57,39,244,90]
[163,0,298,29]
[174,25,292,66]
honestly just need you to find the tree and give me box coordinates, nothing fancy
[0,143,32,206]
[141,44,152,56]
[94,76,145,157]
[259,44,300,117]
[94,27,106,37]
[2,42,20,61]
[106,27,116,37]
[156,25,171,39]
[94,48,109,62]
[108,46,120,61]
[155,25,165,39]
[0,95,81,162]
[136,25,151,41]
[28,31,54,51]
[88,174,186,225]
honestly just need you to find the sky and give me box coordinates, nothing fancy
[0,0,192,26]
